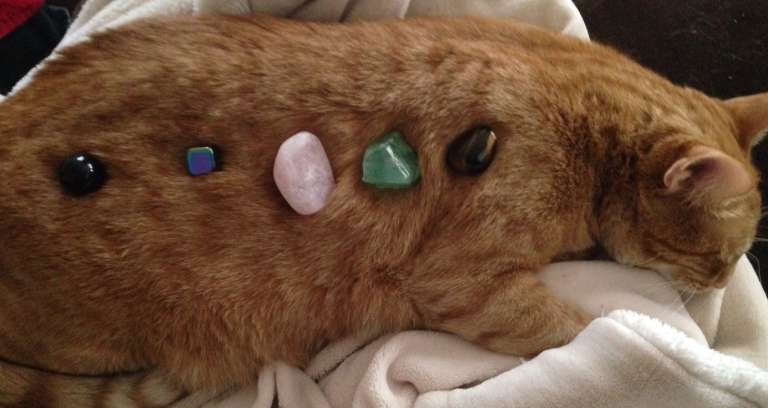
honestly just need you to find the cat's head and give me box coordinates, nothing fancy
[600,92,768,292]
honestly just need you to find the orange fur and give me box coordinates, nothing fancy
[0,14,765,406]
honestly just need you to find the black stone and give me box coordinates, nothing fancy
[58,153,107,196]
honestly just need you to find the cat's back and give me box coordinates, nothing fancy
[7,12,679,156]
[15,12,629,114]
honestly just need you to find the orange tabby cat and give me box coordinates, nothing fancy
[0,13,766,408]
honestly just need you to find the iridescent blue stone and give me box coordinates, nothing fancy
[187,147,217,175]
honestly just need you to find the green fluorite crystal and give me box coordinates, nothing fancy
[362,131,421,189]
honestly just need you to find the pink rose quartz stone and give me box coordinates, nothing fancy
[273,132,335,215]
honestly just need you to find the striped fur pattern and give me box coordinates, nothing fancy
[1,14,767,407]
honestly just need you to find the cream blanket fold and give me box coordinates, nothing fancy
[4,1,768,407]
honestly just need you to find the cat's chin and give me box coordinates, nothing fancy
[670,274,726,294]
[676,283,717,295]
[644,264,723,294]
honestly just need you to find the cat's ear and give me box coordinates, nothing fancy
[721,92,768,152]
[664,145,755,204]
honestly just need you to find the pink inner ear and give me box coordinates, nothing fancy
[664,146,754,202]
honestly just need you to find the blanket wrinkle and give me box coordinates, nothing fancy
[307,336,374,381]
[611,311,768,406]
[4,0,768,407]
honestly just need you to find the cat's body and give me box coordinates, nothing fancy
[0,14,766,408]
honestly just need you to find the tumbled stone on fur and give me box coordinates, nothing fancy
[274,132,335,215]
[362,131,420,188]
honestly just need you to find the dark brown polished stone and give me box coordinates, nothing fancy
[447,127,497,175]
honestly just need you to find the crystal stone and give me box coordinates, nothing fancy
[362,131,421,189]
[273,131,335,215]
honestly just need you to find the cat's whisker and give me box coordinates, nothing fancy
[657,280,700,322]
[671,286,696,317]
[632,279,677,290]
[637,254,662,267]
[658,282,686,319]
[641,285,684,298]
[631,280,680,296]
[746,251,762,286]
[675,284,696,314]
[687,288,699,309]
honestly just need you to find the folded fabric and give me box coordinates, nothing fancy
[0,0,44,39]
[0,4,70,95]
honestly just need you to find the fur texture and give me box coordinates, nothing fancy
[0,14,766,407]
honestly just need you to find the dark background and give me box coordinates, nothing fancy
[572,0,768,294]
[44,0,768,293]
[46,0,81,14]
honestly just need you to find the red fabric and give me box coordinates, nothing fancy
[0,0,44,39]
